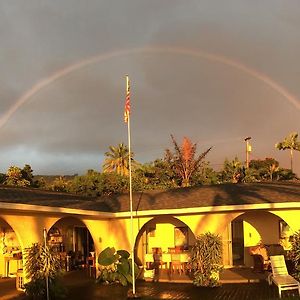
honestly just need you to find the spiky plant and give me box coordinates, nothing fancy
[24,243,66,299]
[290,231,300,280]
[190,232,223,287]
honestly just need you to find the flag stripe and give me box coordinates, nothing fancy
[124,76,130,123]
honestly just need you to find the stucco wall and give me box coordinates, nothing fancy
[0,203,300,282]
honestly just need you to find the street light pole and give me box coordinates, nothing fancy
[244,137,252,168]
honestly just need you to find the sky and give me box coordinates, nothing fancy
[0,0,299,176]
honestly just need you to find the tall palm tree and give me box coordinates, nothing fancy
[275,132,300,172]
[102,143,137,176]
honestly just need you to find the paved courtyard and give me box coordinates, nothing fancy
[2,270,300,300]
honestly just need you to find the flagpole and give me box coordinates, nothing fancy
[126,75,136,296]
[43,228,50,300]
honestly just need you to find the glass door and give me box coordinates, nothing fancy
[231,220,244,266]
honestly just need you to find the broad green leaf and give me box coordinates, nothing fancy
[117,258,130,275]
[117,249,130,259]
[98,247,117,266]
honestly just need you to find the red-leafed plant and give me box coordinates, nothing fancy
[165,135,212,187]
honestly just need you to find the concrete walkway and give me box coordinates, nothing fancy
[2,269,300,300]
[0,277,24,300]
[144,267,268,284]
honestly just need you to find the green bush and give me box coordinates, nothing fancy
[24,243,66,299]
[97,247,138,286]
[24,277,67,300]
[290,230,300,280]
[190,232,223,287]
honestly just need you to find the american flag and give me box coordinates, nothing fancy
[124,76,130,123]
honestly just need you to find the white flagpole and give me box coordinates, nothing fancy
[126,75,136,296]
[43,228,50,300]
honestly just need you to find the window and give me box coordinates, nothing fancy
[174,227,188,248]
[279,220,291,239]
[147,227,156,237]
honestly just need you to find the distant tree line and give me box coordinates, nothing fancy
[0,132,298,197]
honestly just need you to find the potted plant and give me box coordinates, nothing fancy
[190,232,223,287]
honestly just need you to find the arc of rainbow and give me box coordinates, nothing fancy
[1,46,299,130]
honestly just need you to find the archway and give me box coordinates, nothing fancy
[0,217,22,278]
[223,210,292,268]
[134,215,196,268]
[47,217,95,271]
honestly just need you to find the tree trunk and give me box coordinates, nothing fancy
[290,149,293,172]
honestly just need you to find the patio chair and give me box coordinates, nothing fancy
[269,255,300,298]
[170,254,184,275]
[249,244,270,272]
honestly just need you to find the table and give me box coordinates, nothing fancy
[4,256,22,277]
[145,252,190,269]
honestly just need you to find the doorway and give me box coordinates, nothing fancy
[74,226,94,259]
[231,220,244,266]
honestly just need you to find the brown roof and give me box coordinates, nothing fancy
[0,182,299,213]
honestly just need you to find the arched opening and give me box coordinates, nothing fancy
[135,216,196,270]
[0,218,22,278]
[222,210,292,268]
[47,217,95,272]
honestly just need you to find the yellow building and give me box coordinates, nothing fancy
[0,182,299,286]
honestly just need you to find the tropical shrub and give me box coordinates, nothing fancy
[0,173,6,184]
[190,232,223,287]
[191,161,219,185]
[24,277,66,300]
[290,230,300,280]
[276,168,296,181]
[24,243,66,299]
[4,166,30,187]
[165,135,212,187]
[219,157,244,183]
[68,170,128,197]
[97,247,138,286]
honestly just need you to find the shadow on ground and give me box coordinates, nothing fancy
[9,270,300,300]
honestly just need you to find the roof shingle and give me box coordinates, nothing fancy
[0,182,299,213]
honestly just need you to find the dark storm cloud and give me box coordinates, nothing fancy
[0,0,299,174]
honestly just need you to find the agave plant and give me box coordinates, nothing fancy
[97,247,138,286]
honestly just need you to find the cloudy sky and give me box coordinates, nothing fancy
[0,0,299,176]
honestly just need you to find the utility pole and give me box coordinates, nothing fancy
[244,137,252,168]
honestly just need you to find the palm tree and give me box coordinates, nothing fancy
[102,143,137,176]
[165,135,212,187]
[221,157,244,183]
[275,132,300,172]
[268,163,279,181]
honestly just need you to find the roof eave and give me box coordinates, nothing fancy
[0,202,115,218]
[1,201,299,219]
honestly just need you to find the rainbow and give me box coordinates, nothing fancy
[1,46,299,130]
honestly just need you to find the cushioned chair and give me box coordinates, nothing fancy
[249,244,270,272]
